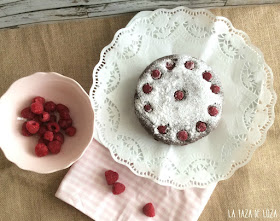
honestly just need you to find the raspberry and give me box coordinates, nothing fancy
[112,182,125,195]
[143,203,155,217]
[208,106,219,116]
[58,119,72,129]
[151,70,161,79]
[44,101,56,112]
[53,132,64,144]
[196,121,207,132]
[203,71,212,82]
[49,114,57,122]
[210,85,220,94]
[105,170,119,185]
[38,137,49,146]
[21,122,32,136]
[144,104,152,113]
[32,115,42,124]
[32,96,45,104]
[20,107,35,119]
[56,104,69,113]
[25,120,40,134]
[157,125,167,134]
[142,83,153,94]
[44,131,54,141]
[39,111,50,122]
[177,130,188,141]
[65,126,76,136]
[185,61,195,70]
[19,98,76,156]
[166,62,175,70]
[30,102,44,114]
[59,111,71,120]
[47,122,60,133]
[35,143,48,157]
[48,140,62,154]
[38,125,48,137]
[174,90,185,101]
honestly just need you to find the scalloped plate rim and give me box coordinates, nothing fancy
[89,6,277,189]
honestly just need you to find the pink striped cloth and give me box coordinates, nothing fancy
[56,139,216,221]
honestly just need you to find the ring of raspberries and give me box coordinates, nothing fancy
[134,55,223,145]
[20,96,76,157]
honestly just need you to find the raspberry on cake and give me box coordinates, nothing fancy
[134,55,223,145]
[151,70,161,79]
[157,125,167,134]
[210,85,220,94]
[208,106,219,116]
[144,104,152,113]
[174,90,185,101]
[203,71,212,82]
[177,130,188,141]
[184,60,195,70]
[196,121,207,132]
[142,83,153,94]
[166,61,175,70]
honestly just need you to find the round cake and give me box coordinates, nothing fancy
[134,54,223,146]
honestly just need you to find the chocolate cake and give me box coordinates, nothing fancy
[134,55,223,146]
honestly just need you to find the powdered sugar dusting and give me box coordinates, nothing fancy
[135,54,224,145]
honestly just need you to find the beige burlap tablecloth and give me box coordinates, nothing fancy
[0,4,279,221]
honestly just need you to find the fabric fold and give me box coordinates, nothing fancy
[56,139,216,221]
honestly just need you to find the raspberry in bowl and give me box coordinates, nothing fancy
[0,72,94,173]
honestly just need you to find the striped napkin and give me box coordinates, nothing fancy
[56,139,216,221]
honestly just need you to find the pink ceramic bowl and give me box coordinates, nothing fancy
[0,72,94,173]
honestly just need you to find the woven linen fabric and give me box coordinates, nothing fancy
[0,4,279,221]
